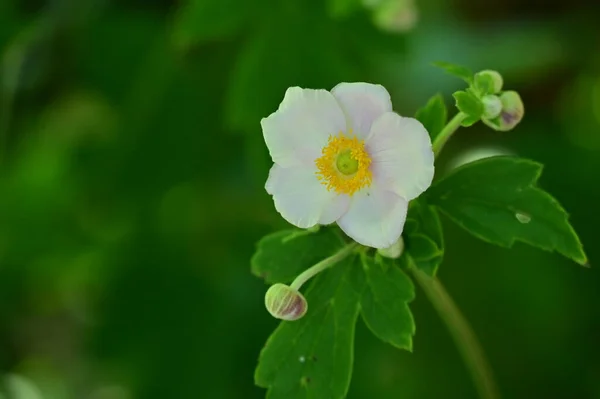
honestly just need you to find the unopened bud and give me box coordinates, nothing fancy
[378,237,404,259]
[264,283,307,321]
[483,91,524,132]
[371,0,418,33]
[481,95,502,119]
[475,70,503,94]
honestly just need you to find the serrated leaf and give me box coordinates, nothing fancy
[171,0,253,49]
[405,201,444,275]
[360,255,415,350]
[415,93,447,141]
[433,61,474,83]
[453,90,484,119]
[425,156,587,265]
[251,228,346,284]
[255,255,363,399]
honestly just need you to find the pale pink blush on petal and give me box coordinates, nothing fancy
[337,186,408,249]
[261,87,347,167]
[319,194,351,225]
[331,83,392,139]
[366,112,434,201]
[266,164,342,228]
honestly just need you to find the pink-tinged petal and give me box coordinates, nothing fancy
[266,164,349,228]
[337,186,408,249]
[366,112,434,201]
[261,87,347,167]
[331,82,392,139]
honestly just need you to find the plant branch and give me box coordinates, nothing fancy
[290,243,358,290]
[411,265,500,399]
[432,112,467,157]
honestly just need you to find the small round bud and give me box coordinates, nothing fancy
[475,70,503,94]
[264,283,307,321]
[483,91,524,132]
[481,95,502,119]
[377,237,404,259]
[372,0,418,33]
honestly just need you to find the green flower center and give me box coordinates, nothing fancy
[336,149,359,176]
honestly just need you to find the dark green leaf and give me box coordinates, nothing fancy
[360,255,415,350]
[415,93,448,141]
[404,201,444,275]
[171,0,253,49]
[426,156,588,265]
[251,228,346,284]
[433,61,473,83]
[255,255,363,399]
[453,90,484,119]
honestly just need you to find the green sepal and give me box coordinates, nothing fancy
[453,90,484,119]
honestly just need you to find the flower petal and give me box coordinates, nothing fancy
[266,164,350,228]
[331,82,392,139]
[366,112,434,200]
[261,87,347,167]
[337,186,408,249]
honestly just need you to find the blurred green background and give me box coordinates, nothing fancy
[0,0,599,398]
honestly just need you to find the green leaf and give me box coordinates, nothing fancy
[255,255,363,399]
[460,115,480,127]
[171,0,253,49]
[251,228,346,284]
[433,61,474,83]
[453,90,484,119]
[360,255,415,350]
[415,93,448,141]
[405,201,444,275]
[425,156,588,265]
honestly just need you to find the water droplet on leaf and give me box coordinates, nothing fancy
[299,356,306,363]
[515,212,531,224]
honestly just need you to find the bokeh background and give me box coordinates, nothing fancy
[0,0,599,398]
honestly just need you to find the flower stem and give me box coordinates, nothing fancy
[290,243,358,291]
[411,264,499,399]
[432,112,467,157]
[422,108,498,397]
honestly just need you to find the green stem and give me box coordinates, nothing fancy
[290,243,358,290]
[417,107,498,398]
[432,112,467,157]
[411,265,499,399]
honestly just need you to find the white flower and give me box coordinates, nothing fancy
[261,83,434,249]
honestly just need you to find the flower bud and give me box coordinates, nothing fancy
[483,91,524,132]
[371,0,418,33]
[377,237,404,259]
[264,283,307,321]
[475,70,503,94]
[481,95,502,119]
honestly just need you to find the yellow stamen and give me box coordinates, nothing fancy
[315,132,372,195]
